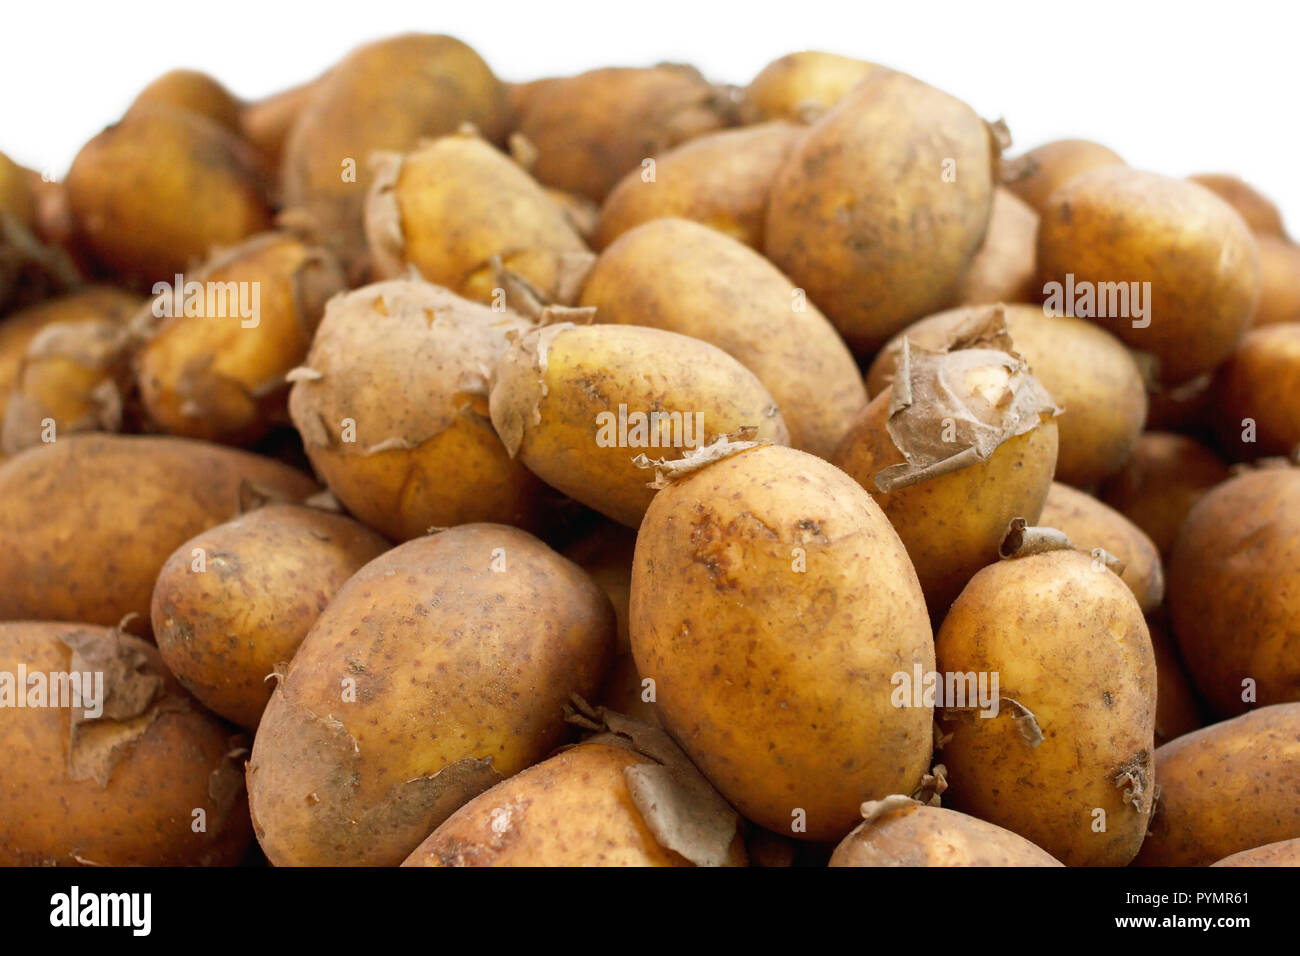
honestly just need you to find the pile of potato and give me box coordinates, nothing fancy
[1,34,1298,868]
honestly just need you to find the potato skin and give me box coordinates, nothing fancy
[127,69,242,133]
[937,550,1157,866]
[1036,167,1261,385]
[1253,237,1300,326]
[952,188,1039,308]
[1003,138,1125,216]
[0,622,251,866]
[594,122,805,251]
[0,434,317,627]
[1167,467,1300,716]
[246,524,615,866]
[489,323,789,528]
[152,505,389,729]
[1211,323,1300,460]
[740,51,886,124]
[579,217,865,458]
[1134,704,1300,866]
[1211,838,1300,867]
[630,444,934,842]
[830,804,1062,867]
[1188,173,1288,238]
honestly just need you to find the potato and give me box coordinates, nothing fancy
[578,217,865,457]
[0,150,35,229]
[829,798,1062,866]
[563,519,635,652]
[739,51,887,123]
[127,69,242,133]
[1038,482,1164,613]
[239,76,326,172]
[835,320,1059,615]
[597,654,661,727]
[1036,167,1261,385]
[1188,173,1288,238]
[134,232,346,444]
[593,122,806,251]
[937,541,1156,866]
[543,187,599,242]
[630,443,934,842]
[365,130,589,304]
[0,622,251,866]
[281,34,509,276]
[1211,838,1300,867]
[1211,323,1300,459]
[0,434,317,627]
[952,188,1039,307]
[1167,466,1300,716]
[1146,375,1214,433]
[66,107,271,287]
[1003,138,1125,216]
[1,157,82,313]
[1149,619,1204,746]
[1099,432,1229,557]
[765,70,997,353]
[489,322,789,528]
[246,523,615,866]
[513,65,733,203]
[1134,703,1300,866]
[1253,237,1300,326]
[152,504,389,729]
[867,303,1146,488]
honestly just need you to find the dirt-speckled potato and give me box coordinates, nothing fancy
[1134,703,1300,866]
[630,443,934,842]
[365,130,589,303]
[830,801,1062,866]
[765,70,997,353]
[1003,138,1125,216]
[1211,838,1300,867]
[1149,619,1204,746]
[288,279,549,541]
[579,217,865,458]
[1188,173,1288,238]
[1036,167,1261,385]
[1253,237,1300,326]
[1211,323,1300,460]
[952,188,1039,307]
[152,504,389,729]
[1038,482,1164,613]
[937,546,1156,866]
[0,434,317,627]
[1167,466,1300,716]
[246,524,615,866]
[739,51,887,124]
[1099,432,1229,557]
[489,323,789,528]
[127,69,242,133]
[0,622,252,866]
[594,122,806,251]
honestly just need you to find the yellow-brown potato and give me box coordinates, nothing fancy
[765,70,997,353]
[246,523,615,866]
[287,279,549,541]
[0,150,35,228]
[281,34,510,276]
[127,69,242,133]
[1149,619,1204,746]
[0,622,251,866]
[579,217,865,457]
[829,801,1063,866]
[489,323,789,528]
[543,187,600,242]
[239,76,327,172]
[594,122,806,251]
[1253,237,1300,326]
[1099,432,1229,557]
[152,504,389,729]
[630,443,934,842]
[1211,323,1300,460]
[134,232,346,444]
[1003,138,1125,216]
[1134,703,1300,866]
[1188,173,1288,238]
[514,65,733,203]
[1036,167,1261,385]
[739,51,887,124]
[952,188,1039,307]
[1211,838,1300,867]
[66,107,272,287]
[1167,467,1300,715]
[1,157,83,313]
[1038,482,1164,613]
[867,304,1147,488]
[365,131,589,303]
[937,547,1156,866]
[0,434,317,627]
[563,519,636,652]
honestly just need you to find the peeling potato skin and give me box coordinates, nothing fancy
[1039,482,1164,614]
[246,524,616,866]
[1148,619,1205,747]
[1211,837,1300,867]
[1003,138,1125,216]
[1167,468,1300,716]
[1252,237,1300,326]
[1188,173,1288,239]
[1036,167,1261,386]
[489,323,790,528]
[0,622,251,866]
[594,122,806,251]
[952,188,1039,308]
[579,217,865,458]
[630,444,934,843]
[739,51,887,124]
[152,505,389,730]
[764,70,995,355]
[1211,323,1300,460]
[0,434,318,628]
[830,804,1063,866]
[127,69,243,134]
[1134,704,1300,867]
[937,550,1157,866]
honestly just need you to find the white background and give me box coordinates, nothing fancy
[2,0,1296,227]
